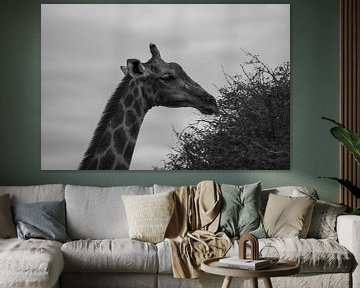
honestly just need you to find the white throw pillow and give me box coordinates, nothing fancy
[122,191,175,243]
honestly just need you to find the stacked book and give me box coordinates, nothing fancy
[218,257,271,270]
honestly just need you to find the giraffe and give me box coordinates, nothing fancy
[79,43,218,170]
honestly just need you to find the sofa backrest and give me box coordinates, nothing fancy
[0,184,65,204]
[153,184,176,194]
[65,184,153,239]
[0,183,320,240]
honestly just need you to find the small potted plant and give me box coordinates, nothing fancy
[320,117,360,215]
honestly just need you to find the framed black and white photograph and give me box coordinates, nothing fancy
[41,4,290,170]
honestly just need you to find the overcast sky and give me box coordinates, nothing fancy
[41,4,290,170]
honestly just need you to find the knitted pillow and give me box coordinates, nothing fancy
[122,190,175,243]
[307,200,347,240]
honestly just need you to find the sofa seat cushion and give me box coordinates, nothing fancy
[231,238,353,273]
[0,238,64,288]
[157,238,353,274]
[62,239,158,273]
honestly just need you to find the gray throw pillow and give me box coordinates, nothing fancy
[218,182,266,238]
[12,200,70,243]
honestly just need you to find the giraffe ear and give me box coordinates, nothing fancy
[120,66,128,75]
[150,43,161,58]
[126,59,146,78]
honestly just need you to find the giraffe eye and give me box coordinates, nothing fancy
[161,74,175,81]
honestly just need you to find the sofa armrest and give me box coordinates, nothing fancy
[337,215,360,288]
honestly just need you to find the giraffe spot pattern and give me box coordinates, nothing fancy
[115,162,128,170]
[97,131,111,154]
[124,141,135,164]
[133,87,139,97]
[124,93,134,107]
[133,100,142,116]
[113,127,127,155]
[88,158,99,170]
[99,149,115,169]
[111,105,125,129]
[145,86,152,96]
[129,121,140,139]
[129,80,135,89]
[125,110,137,127]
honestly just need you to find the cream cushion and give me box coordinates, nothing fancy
[263,193,316,238]
[122,191,175,243]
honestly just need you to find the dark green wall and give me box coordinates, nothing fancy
[0,0,340,202]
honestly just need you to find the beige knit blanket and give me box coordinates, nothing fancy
[165,180,231,279]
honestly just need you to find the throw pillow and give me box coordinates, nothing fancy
[263,193,316,238]
[218,182,266,238]
[0,194,17,238]
[12,200,70,243]
[307,200,347,240]
[122,190,175,243]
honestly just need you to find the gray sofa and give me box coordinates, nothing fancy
[0,184,359,288]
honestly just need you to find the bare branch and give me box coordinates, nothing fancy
[251,141,290,155]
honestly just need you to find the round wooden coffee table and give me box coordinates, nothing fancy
[201,257,300,288]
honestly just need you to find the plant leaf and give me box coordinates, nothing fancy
[322,117,360,165]
[322,116,344,127]
[330,126,360,165]
[318,177,360,198]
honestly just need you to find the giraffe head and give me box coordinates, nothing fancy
[120,43,219,115]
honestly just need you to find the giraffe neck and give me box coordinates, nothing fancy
[79,76,152,170]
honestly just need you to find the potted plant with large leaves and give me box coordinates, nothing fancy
[320,117,360,215]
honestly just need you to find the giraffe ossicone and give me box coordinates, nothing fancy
[79,43,219,170]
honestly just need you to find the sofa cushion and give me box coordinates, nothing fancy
[0,184,65,204]
[0,194,16,238]
[235,238,353,273]
[158,237,353,274]
[261,238,353,273]
[12,200,70,243]
[261,186,319,213]
[263,194,316,238]
[61,239,158,273]
[156,240,173,274]
[218,182,266,238]
[307,200,347,240]
[122,191,175,243]
[65,185,153,239]
[0,238,64,288]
